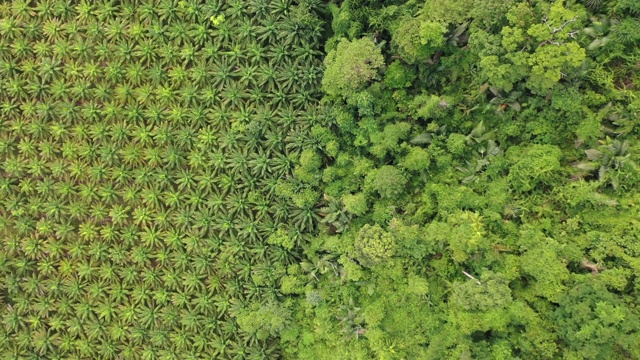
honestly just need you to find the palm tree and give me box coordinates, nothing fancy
[188,23,209,46]
[285,124,312,153]
[248,148,273,178]
[270,151,296,178]
[159,267,180,293]
[275,61,301,92]
[236,214,261,243]
[168,21,190,46]
[192,208,214,236]
[169,65,189,86]
[136,302,162,329]
[165,103,187,124]
[221,81,246,108]
[218,173,237,194]
[42,18,65,42]
[256,60,278,91]
[210,58,235,88]
[172,207,193,231]
[213,211,235,237]
[236,19,256,42]
[225,148,250,177]
[290,205,320,233]
[134,39,158,65]
[157,0,179,22]
[162,146,186,169]
[224,189,249,216]
[200,183,224,211]
[269,42,290,65]
[576,138,637,189]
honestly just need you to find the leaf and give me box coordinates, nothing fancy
[619,140,630,155]
[582,27,597,37]
[410,133,432,145]
[585,149,603,161]
[486,140,501,157]
[575,162,598,171]
[591,192,618,206]
[451,22,469,38]
[469,121,486,139]
[587,38,603,50]
[598,166,606,182]
[508,102,521,112]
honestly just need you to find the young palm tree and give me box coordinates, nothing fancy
[168,21,190,46]
[134,39,158,65]
[124,61,145,86]
[42,18,66,43]
[225,148,250,177]
[10,37,32,60]
[218,173,238,194]
[169,64,189,86]
[157,0,180,23]
[236,18,257,41]
[103,18,128,44]
[210,58,235,88]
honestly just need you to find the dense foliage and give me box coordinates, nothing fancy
[280,0,640,359]
[1,0,640,359]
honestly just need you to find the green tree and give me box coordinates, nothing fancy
[383,60,416,89]
[450,272,513,312]
[369,122,412,158]
[237,302,293,340]
[474,1,587,93]
[322,37,384,98]
[294,148,323,185]
[553,280,640,360]
[342,192,368,216]
[507,144,562,192]
[367,165,407,199]
[354,224,396,267]
[400,146,431,171]
[392,17,447,64]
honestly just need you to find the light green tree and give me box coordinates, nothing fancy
[506,144,562,192]
[475,1,587,93]
[342,192,368,215]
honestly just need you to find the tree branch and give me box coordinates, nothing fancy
[462,270,481,285]
[552,17,577,34]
